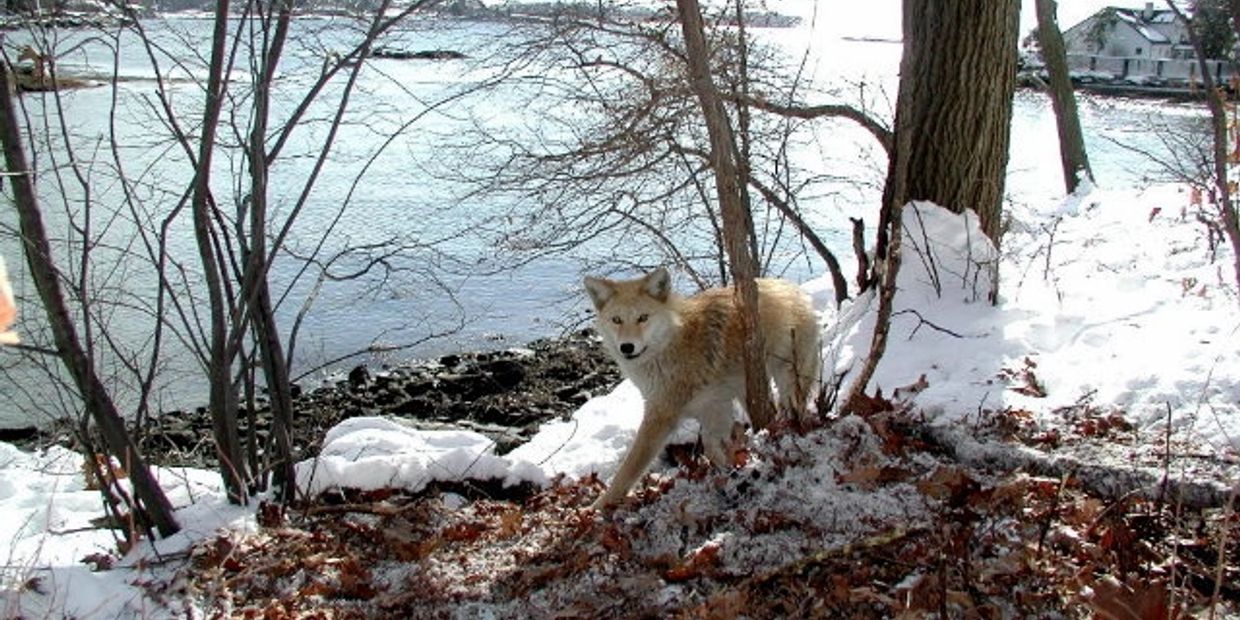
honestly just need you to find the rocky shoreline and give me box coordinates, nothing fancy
[10,330,622,470]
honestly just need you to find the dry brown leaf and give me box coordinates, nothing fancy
[663,541,722,583]
[1088,575,1178,620]
[844,388,896,417]
[600,523,631,557]
[497,507,523,539]
[893,373,930,400]
[442,520,488,542]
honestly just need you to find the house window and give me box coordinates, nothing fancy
[1135,47,1143,55]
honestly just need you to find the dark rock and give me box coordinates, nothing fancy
[165,429,199,451]
[483,359,525,390]
[347,365,370,390]
[437,373,480,397]
[372,46,467,61]
[385,399,421,417]
[554,386,590,405]
[404,380,435,398]
[372,389,397,407]
[0,426,38,442]
[108,330,623,471]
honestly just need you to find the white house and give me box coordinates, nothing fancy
[1062,2,1191,60]
[1059,2,1227,83]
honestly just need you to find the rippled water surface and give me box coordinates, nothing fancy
[0,16,1207,425]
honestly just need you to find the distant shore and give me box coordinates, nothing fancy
[1018,70,1223,102]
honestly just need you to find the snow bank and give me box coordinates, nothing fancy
[299,186,1239,501]
[295,417,519,494]
[0,443,247,618]
[295,378,709,493]
[832,188,1240,450]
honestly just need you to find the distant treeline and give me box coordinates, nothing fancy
[2,0,800,28]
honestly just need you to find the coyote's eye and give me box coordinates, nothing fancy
[637,314,649,324]
[611,316,622,325]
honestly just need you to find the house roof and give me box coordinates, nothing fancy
[1064,5,1191,45]
[1112,8,1173,43]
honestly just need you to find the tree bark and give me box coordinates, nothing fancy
[675,0,774,427]
[878,0,1019,248]
[850,0,1018,407]
[1035,0,1094,193]
[0,63,180,538]
[193,0,249,503]
[245,0,298,501]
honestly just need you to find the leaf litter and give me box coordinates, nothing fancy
[180,403,1240,618]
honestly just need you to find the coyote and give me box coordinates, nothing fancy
[584,268,820,507]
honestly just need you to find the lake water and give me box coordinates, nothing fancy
[0,15,1207,427]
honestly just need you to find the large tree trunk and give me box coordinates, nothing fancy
[880,0,1019,247]
[849,0,1019,408]
[675,0,774,427]
[0,63,180,538]
[1036,0,1093,193]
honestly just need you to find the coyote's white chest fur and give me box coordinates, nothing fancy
[584,267,820,508]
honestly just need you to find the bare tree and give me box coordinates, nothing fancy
[675,0,772,426]
[1035,0,1094,194]
[0,61,179,537]
[187,0,247,503]
[1167,1,1240,300]
[149,0,448,502]
[0,0,479,510]
[448,7,887,307]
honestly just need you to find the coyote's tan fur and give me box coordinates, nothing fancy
[584,268,820,507]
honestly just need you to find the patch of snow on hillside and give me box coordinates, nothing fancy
[2,182,1238,617]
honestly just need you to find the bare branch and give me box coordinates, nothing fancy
[738,95,892,154]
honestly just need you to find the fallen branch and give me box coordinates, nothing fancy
[901,419,1234,509]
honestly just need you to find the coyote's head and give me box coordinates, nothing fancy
[583,267,680,362]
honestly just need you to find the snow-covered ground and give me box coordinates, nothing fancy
[2,180,1236,616]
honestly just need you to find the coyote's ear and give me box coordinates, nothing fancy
[583,276,614,310]
[643,267,671,302]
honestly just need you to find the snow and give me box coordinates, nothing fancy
[2,177,1238,615]
[0,443,251,618]
[296,417,518,494]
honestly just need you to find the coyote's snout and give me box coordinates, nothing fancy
[584,267,821,508]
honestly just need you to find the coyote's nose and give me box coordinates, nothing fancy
[619,343,635,356]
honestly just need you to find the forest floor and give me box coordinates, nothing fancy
[174,393,1240,619]
[3,336,1237,618]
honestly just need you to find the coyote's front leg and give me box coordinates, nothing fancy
[593,406,677,509]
